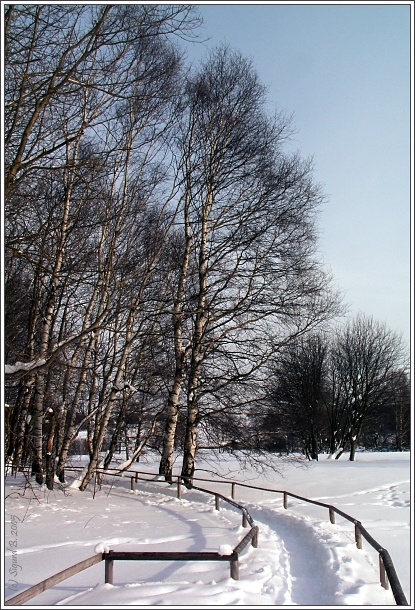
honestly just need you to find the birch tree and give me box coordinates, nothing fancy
[4,4,200,485]
[157,46,341,483]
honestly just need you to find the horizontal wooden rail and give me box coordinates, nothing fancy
[5,554,103,606]
[191,483,255,527]
[233,526,259,554]
[102,550,240,583]
[102,550,238,561]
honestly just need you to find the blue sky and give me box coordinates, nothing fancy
[183,2,411,349]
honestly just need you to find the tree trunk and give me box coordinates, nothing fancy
[103,402,127,470]
[181,395,198,486]
[160,181,193,481]
[31,375,47,484]
[56,339,96,481]
[45,414,57,490]
[10,382,33,468]
[79,398,116,491]
[79,308,136,490]
[56,273,105,481]
[159,358,188,480]
[30,137,82,484]
[311,430,319,460]
[349,438,357,461]
[180,187,210,486]
[159,396,180,481]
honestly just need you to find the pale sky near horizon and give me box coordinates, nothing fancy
[183,2,412,350]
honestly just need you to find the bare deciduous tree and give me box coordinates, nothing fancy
[266,334,330,460]
[331,314,406,461]
[157,46,341,484]
[4,4,200,486]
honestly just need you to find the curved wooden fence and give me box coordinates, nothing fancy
[5,466,408,606]
[103,467,409,605]
[5,470,258,606]
[182,473,409,606]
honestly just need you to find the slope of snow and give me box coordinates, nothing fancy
[3,451,411,607]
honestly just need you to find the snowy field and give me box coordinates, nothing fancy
[3,451,411,607]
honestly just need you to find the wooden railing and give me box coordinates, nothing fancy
[4,471,258,606]
[5,465,409,606]
[101,475,260,586]
[85,466,409,606]
[179,473,409,606]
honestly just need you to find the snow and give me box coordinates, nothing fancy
[3,451,411,607]
[218,544,234,556]
[4,359,46,375]
[94,542,111,554]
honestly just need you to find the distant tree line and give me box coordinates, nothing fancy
[259,315,410,460]
[4,5,407,489]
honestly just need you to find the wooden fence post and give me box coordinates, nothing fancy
[252,527,258,548]
[177,477,181,500]
[135,472,138,482]
[130,477,135,492]
[283,492,288,509]
[215,495,220,511]
[242,510,248,528]
[355,524,362,549]
[105,552,114,585]
[231,482,235,500]
[230,556,239,580]
[379,555,389,590]
[329,507,335,524]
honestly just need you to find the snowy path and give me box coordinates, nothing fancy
[248,505,340,605]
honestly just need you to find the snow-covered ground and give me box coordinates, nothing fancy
[3,451,411,607]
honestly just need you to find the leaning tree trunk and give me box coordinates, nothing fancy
[79,306,137,491]
[30,136,82,484]
[56,335,98,481]
[79,385,123,491]
[56,288,106,482]
[103,396,129,471]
